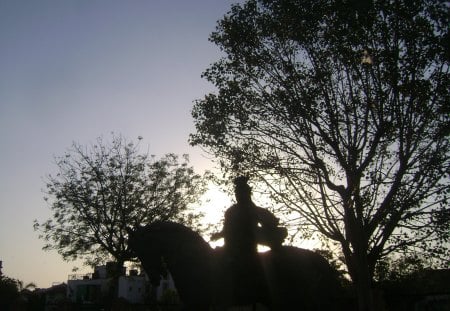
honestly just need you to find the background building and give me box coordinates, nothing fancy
[67,262,177,306]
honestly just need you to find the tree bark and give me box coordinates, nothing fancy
[343,200,376,311]
[345,246,376,311]
[354,261,375,311]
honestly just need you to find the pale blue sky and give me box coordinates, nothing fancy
[0,0,237,287]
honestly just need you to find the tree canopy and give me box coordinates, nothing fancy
[0,275,20,309]
[190,0,449,310]
[34,134,209,267]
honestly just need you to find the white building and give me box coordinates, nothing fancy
[67,263,176,305]
[117,274,148,303]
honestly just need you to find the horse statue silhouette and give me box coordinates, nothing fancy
[128,177,345,310]
[128,221,344,310]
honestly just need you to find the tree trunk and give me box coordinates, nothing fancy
[342,191,377,311]
[354,266,375,311]
[346,251,376,311]
[341,226,376,311]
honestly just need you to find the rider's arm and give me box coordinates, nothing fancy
[210,231,224,241]
[255,206,279,227]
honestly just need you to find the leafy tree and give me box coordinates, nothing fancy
[190,0,449,310]
[0,276,19,310]
[34,134,209,269]
[374,253,426,283]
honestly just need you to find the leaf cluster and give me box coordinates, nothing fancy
[0,275,20,307]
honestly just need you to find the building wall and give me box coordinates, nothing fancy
[118,275,147,304]
[67,265,179,305]
[67,273,149,304]
[67,279,105,304]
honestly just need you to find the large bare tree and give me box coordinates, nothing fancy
[190,1,449,310]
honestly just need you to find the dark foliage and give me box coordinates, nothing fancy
[190,1,449,310]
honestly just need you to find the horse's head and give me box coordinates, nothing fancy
[129,221,219,309]
[128,220,214,298]
[127,223,168,286]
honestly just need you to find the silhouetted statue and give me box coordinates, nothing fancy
[211,176,288,306]
[128,221,346,311]
[127,175,349,310]
[212,176,287,253]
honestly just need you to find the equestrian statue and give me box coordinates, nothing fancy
[128,177,346,310]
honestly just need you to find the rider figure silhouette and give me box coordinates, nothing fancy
[212,176,287,306]
[212,176,287,253]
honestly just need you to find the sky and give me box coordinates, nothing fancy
[0,0,239,288]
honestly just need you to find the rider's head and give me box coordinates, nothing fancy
[234,176,252,204]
